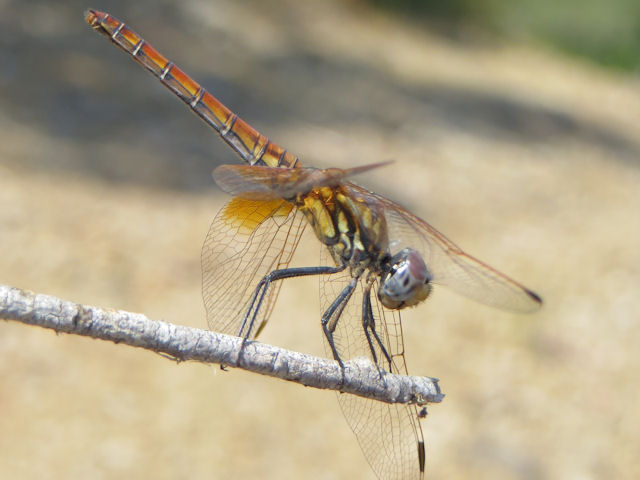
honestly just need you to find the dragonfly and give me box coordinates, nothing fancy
[86,10,542,480]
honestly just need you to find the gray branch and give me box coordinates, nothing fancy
[0,284,443,405]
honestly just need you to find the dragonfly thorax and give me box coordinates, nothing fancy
[378,248,432,309]
[298,185,390,272]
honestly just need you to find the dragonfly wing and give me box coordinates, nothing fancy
[212,165,286,198]
[202,196,306,338]
[213,162,394,199]
[346,183,541,312]
[319,248,426,480]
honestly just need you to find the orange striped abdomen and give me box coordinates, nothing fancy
[85,9,299,169]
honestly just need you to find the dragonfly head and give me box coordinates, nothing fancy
[378,248,432,309]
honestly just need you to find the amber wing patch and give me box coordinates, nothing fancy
[221,197,294,233]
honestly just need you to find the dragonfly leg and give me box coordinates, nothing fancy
[362,279,394,374]
[239,264,346,341]
[321,277,358,377]
[361,281,380,369]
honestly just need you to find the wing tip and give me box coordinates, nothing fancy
[418,439,426,476]
[525,288,543,310]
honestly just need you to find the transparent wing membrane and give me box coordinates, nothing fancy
[346,183,542,313]
[202,197,305,338]
[319,249,426,480]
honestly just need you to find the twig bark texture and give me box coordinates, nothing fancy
[0,284,443,405]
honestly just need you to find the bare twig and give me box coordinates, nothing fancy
[0,284,443,405]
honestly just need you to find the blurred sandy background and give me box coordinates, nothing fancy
[1,0,639,478]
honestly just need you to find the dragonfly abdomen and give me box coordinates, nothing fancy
[85,9,299,169]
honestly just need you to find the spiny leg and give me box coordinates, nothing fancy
[362,279,394,374]
[235,264,346,363]
[361,279,381,369]
[321,277,358,383]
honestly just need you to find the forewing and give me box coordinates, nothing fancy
[213,162,394,199]
[319,248,425,480]
[202,196,306,338]
[212,165,287,198]
[346,183,541,312]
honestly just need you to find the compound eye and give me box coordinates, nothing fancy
[378,248,432,309]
